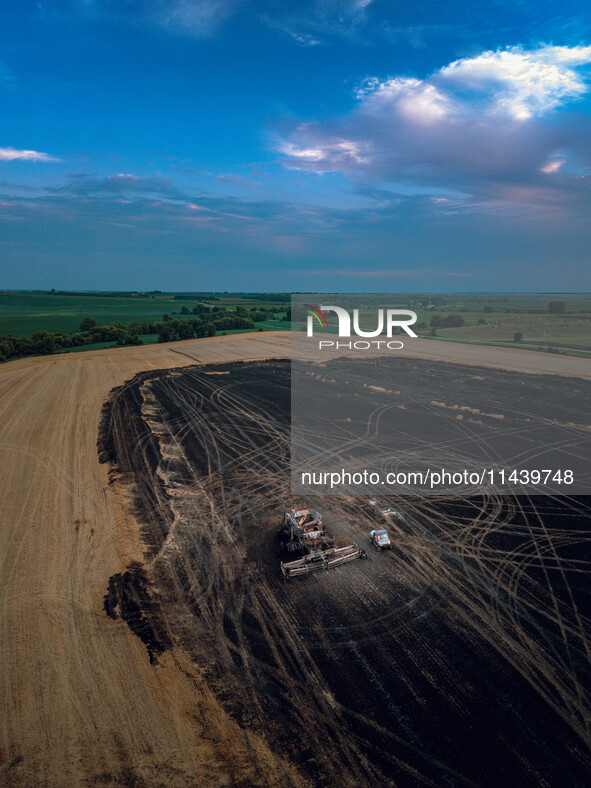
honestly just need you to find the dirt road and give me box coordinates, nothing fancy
[0,332,590,785]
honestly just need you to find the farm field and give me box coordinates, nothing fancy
[0,292,179,337]
[0,332,590,785]
[422,313,591,349]
[0,292,290,339]
[2,293,591,356]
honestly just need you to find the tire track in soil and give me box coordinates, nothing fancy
[99,359,591,787]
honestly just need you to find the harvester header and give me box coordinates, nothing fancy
[279,506,366,578]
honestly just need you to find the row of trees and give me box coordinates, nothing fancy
[429,314,466,328]
[0,323,144,362]
[169,304,271,322]
[0,311,259,363]
[155,314,255,341]
[155,314,255,342]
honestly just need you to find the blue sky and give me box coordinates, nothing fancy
[1,0,591,291]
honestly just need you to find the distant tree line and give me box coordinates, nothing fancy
[155,312,255,342]
[45,290,163,298]
[171,304,273,321]
[0,323,143,363]
[429,314,466,328]
[0,306,266,363]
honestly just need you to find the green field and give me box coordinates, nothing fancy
[0,293,181,337]
[408,294,591,351]
[2,292,591,357]
[0,292,291,338]
[418,313,591,349]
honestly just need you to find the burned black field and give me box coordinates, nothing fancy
[98,359,591,787]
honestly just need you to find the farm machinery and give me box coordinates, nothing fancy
[279,507,366,578]
[369,529,391,551]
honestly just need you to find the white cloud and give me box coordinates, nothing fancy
[538,45,591,64]
[358,77,451,122]
[541,159,565,174]
[438,45,591,120]
[0,147,58,162]
[277,43,591,212]
[280,143,326,162]
[344,46,591,133]
[280,138,369,169]
[353,45,591,124]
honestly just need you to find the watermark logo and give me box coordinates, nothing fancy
[305,304,418,350]
[304,304,329,329]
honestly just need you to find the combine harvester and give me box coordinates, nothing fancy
[279,507,366,579]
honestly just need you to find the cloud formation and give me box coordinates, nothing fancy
[438,45,591,120]
[261,0,376,46]
[1,162,589,291]
[278,44,591,212]
[0,147,58,162]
